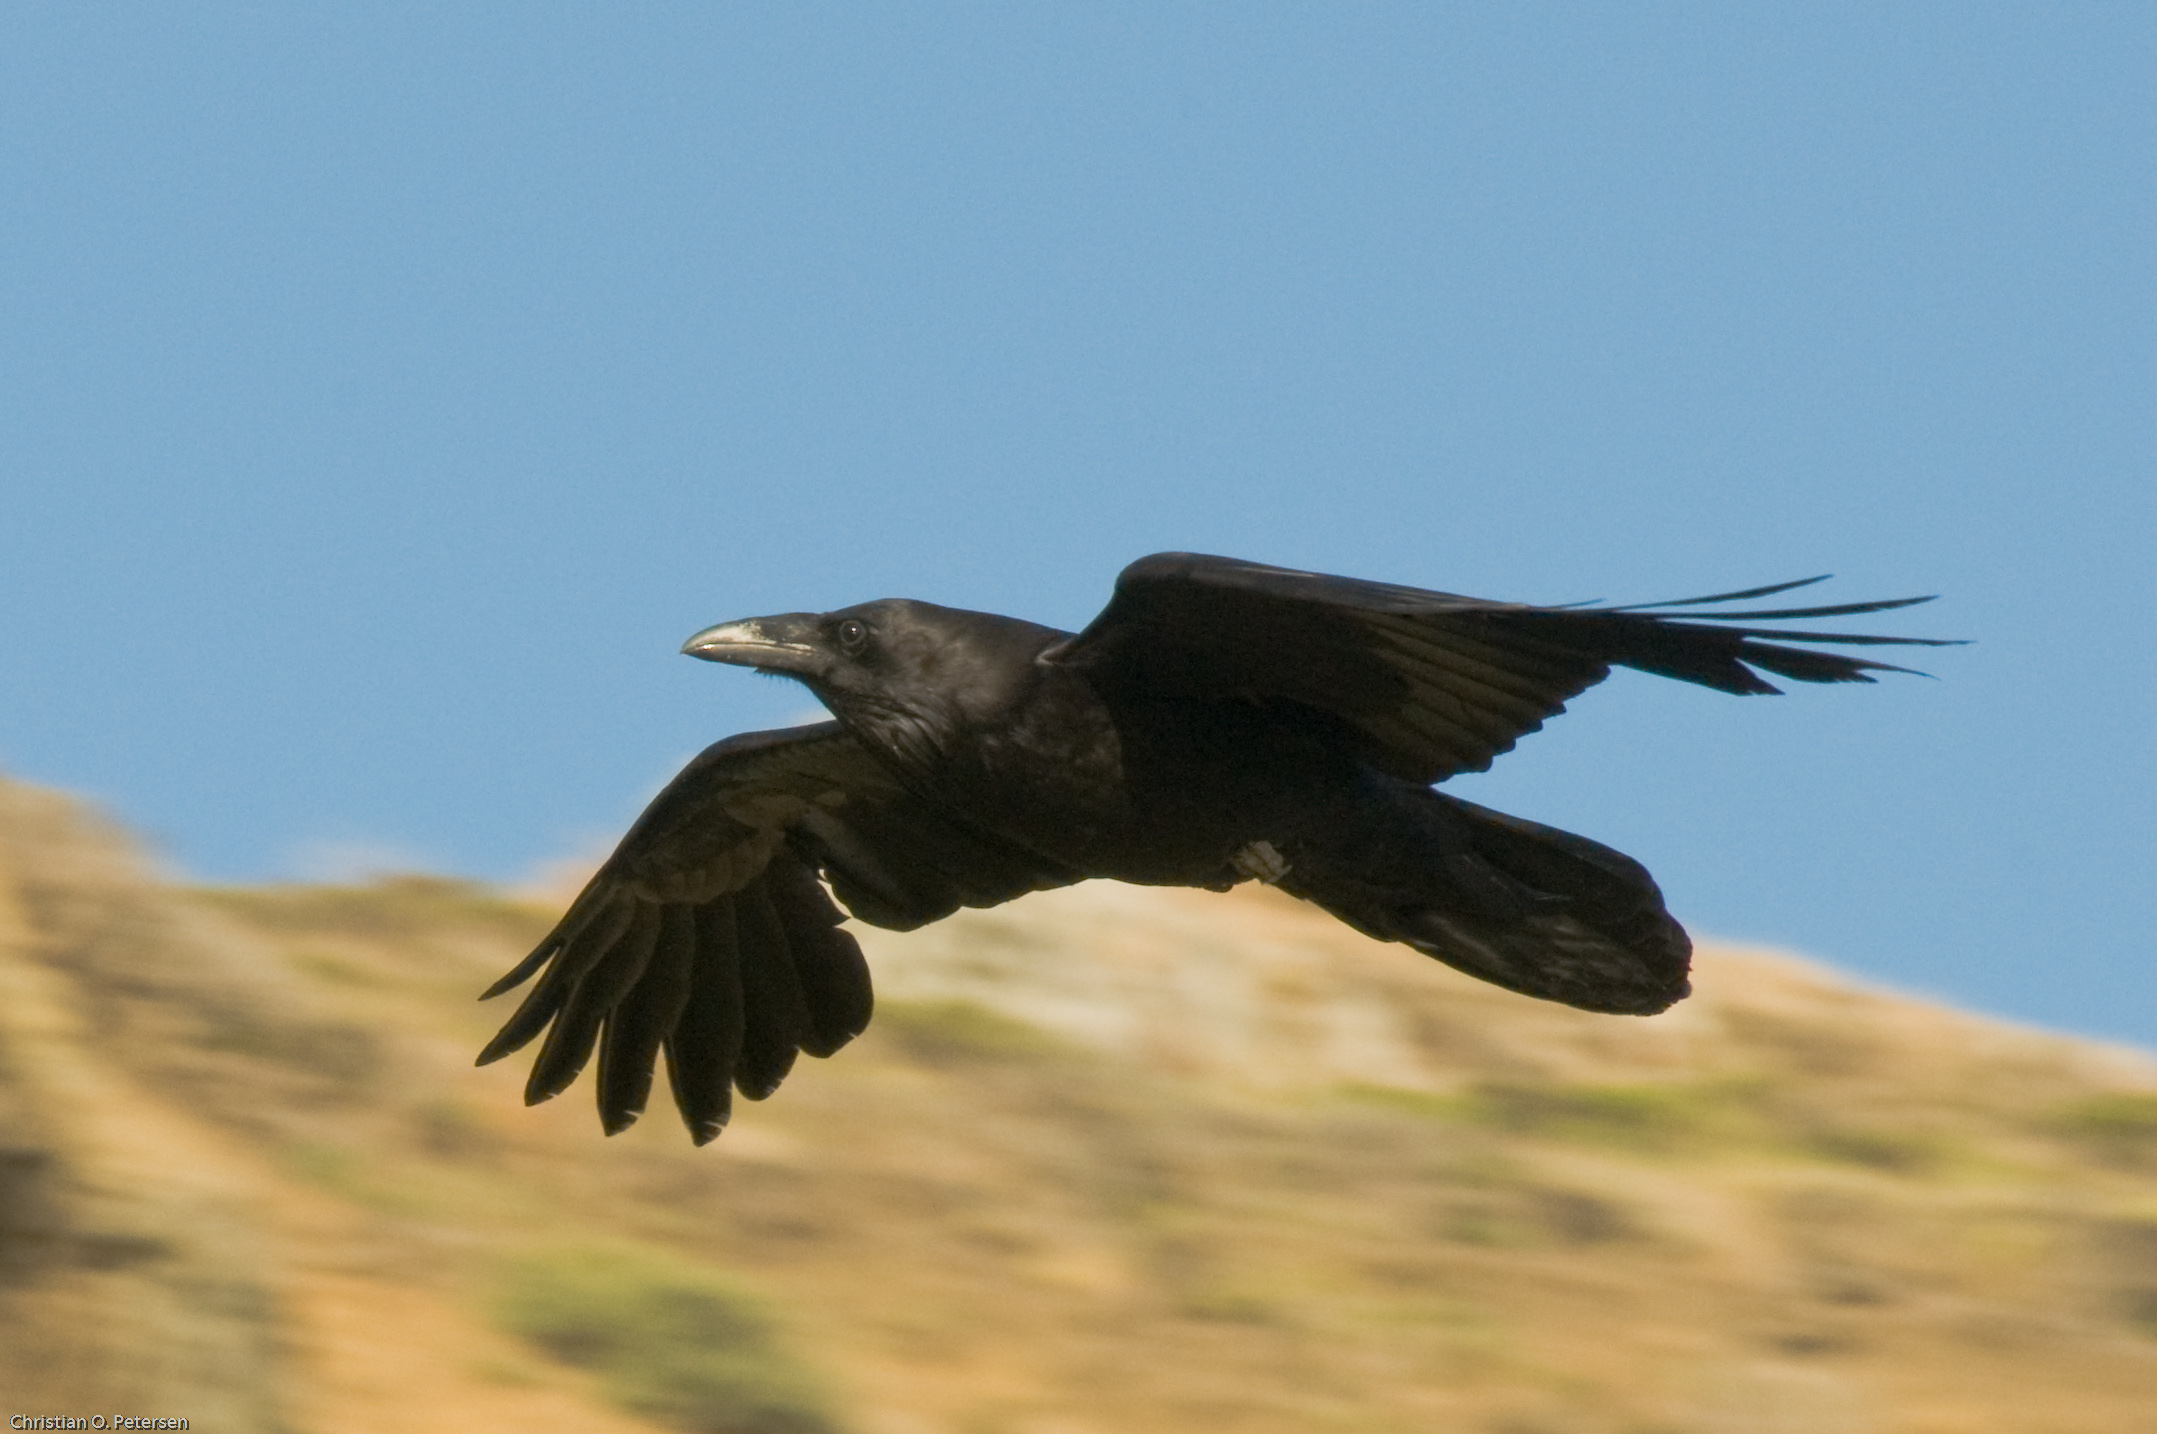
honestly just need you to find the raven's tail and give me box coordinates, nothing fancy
[1276,791,1692,1015]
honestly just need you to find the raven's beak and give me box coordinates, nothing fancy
[681,613,823,674]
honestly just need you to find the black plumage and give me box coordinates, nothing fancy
[478,553,1956,1143]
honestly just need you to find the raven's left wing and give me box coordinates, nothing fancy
[478,722,1077,1143]
[1045,553,1958,785]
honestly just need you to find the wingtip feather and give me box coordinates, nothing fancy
[474,1033,520,1067]
[1618,575,1835,609]
[478,958,545,1002]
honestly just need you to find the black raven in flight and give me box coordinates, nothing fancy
[479,554,1952,1143]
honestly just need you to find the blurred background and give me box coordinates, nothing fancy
[4,8,2157,1423]
[4,783,2156,1431]
[2,4,2152,1044]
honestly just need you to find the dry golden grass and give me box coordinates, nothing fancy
[2,773,2154,1432]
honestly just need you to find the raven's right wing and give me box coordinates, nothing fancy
[477,721,1078,1143]
[1046,553,1958,786]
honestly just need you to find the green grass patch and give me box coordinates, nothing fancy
[201,1008,383,1089]
[411,1098,500,1161]
[872,998,1068,1066]
[1800,1124,1949,1176]
[281,1139,363,1192]
[1334,1082,1475,1122]
[1462,1079,1760,1155]
[2046,1093,2157,1170]
[279,1139,426,1215]
[491,1244,841,1434]
[1337,1077,1770,1154]
[284,947,381,986]
[1436,1185,1637,1249]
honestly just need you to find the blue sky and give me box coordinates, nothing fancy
[5,6,2152,1046]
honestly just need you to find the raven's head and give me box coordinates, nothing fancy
[683,600,1063,768]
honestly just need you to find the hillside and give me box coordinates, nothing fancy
[2,773,2154,1433]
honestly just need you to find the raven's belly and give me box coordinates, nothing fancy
[975,697,1381,888]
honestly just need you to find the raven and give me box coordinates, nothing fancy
[479,553,1954,1143]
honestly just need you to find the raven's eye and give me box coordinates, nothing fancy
[836,619,869,652]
